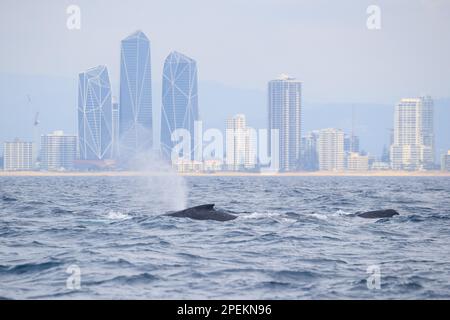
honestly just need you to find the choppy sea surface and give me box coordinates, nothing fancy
[1,176,449,299]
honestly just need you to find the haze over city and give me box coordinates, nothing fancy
[1,0,449,159]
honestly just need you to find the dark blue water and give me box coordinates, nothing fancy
[1,176,449,299]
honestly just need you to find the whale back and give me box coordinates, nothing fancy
[189,204,215,211]
[357,209,399,219]
[166,204,237,221]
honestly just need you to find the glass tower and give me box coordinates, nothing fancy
[119,30,153,159]
[160,51,199,160]
[78,65,113,160]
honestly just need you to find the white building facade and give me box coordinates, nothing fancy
[3,140,34,171]
[318,128,345,171]
[268,75,302,172]
[346,152,369,171]
[40,131,77,171]
[226,114,256,171]
[391,96,434,170]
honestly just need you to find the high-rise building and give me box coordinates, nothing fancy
[441,150,450,172]
[111,98,120,159]
[225,114,256,171]
[40,131,77,171]
[3,139,33,171]
[381,144,390,163]
[344,134,360,153]
[268,74,302,171]
[300,131,319,171]
[78,65,113,160]
[119,30,153,159]
[161,51,199,160]
[318,128,345,171]
[390,96,434,170]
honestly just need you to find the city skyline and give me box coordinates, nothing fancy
[0,2,449,172]
[2,1,450,158]
[0,25,448,172]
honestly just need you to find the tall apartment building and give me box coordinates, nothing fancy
[344,134,360,153]
[40,131,77,170]
[390,96,434,170]
[226,114,256,170]
[268,74,302,172]
[318,128,345,171]
[300,131,319,171]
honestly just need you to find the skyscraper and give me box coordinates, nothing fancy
[318,128,345,171]
[40,131,77,170]
[225,114,256,171]
[3,139,33,171]
[390,96,434,170]
[344,134,360,153]
[161,51,199,160]
[268,74,302,171]
[78,65,113,160]
[119,30,153,159]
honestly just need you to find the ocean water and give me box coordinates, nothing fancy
[0,176,449,299]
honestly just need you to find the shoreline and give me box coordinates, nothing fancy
[0,171,449,177]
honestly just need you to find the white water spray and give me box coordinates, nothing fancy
[125,151,187,212]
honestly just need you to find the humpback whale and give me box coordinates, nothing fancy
[165,204,399,221]
[165,204,237,221]
[356,209,399,219]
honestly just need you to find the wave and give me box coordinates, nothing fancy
[309,213,328,220]
[105,210,131,220]
[2,195,18,202]
[85,273,159,286]
[240,212,297,223]
[50,207,73,214]
[0,260,61,275]
[271,269,319,281]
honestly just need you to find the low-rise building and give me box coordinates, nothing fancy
[3,139,34,171]
[173,159,203,173]
[371,161,390,171]
[203,159,223,172]
[346,152,369,171]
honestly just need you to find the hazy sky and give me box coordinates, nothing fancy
[1,0,450,104]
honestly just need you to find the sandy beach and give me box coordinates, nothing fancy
[0,170,449,177]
